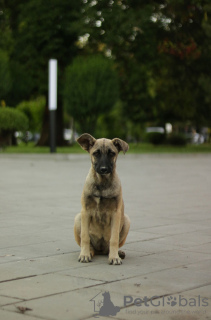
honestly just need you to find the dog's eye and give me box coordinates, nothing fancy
[108,150,115,157]
[93,150,101,157]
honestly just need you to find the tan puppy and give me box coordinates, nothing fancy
[74,133,130,265]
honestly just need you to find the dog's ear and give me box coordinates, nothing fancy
[77,133,96,152]
[112,138,129,154]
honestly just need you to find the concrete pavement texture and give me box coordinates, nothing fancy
[0,153,211,320]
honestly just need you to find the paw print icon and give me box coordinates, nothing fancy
[167,296,177,307]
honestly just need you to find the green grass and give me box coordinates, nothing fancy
[128,143,211,153]
[0,142,84,153]
[1,142,211,153]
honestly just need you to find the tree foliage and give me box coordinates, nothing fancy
[4,0,81,100]
[81,0,211,128]
[63,55,119,135]
[0,50,11,99]
[1,0,82,145]
[0,0,211,143]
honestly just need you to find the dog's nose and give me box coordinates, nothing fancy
[100,167,108,174]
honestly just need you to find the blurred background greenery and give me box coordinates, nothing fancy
[0,0,211,150]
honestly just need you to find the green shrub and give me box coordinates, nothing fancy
[166,133,187,146]
[17,96,45,133]
[0,107,29,147]
[145,132,165,145]
[0,107,29,131]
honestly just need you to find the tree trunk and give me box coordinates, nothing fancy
[36,104,49,146]
[36,99,65,147]
[0,130,12,147]
[56,97,66,146]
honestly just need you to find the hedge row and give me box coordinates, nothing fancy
[0,107,29,131]
[145,132,187,146]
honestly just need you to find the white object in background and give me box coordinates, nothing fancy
[48,59,57,111]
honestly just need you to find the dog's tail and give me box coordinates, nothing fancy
[113,306,120,315]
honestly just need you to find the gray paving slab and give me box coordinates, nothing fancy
[142,231,211,248]
[179,243,211,254]
[0,239,78,263]
[0,252,104,282]
[0,296,23,307]
[0,310,37,320]
[0,153,211,320]
[3,288,122,320]
[0,273,103,300]
[184,284,211,299]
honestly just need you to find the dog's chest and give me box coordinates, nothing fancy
[87,195,117,210]
[86,195,117,227]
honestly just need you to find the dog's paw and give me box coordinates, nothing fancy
[108,256,122,265]
[78,254,92,263]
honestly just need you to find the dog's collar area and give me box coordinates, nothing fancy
[93,195,106,199]
[96,171,112,177]
[93,194,115,200]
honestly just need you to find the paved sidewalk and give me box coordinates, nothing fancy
[0,153,211,320]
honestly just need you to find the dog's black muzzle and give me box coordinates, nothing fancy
[94,155,113,175]
[98,166,112,175]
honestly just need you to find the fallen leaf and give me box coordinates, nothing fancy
[134,283,141,287]
[16,306,33,313]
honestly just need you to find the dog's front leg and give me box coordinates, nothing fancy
[109,209,122,265]
[78,209,92,263]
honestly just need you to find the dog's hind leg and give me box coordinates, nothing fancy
[90,244,95,258]
[118,214,130,258]
[74,213,81,246]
